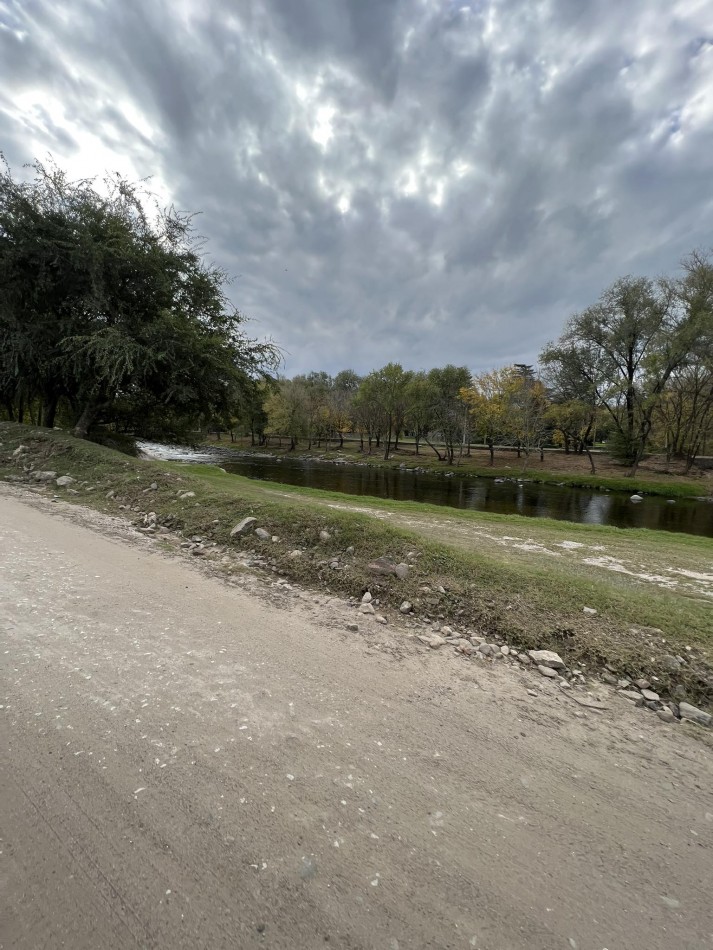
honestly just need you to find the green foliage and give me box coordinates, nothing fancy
[0,156,278,436]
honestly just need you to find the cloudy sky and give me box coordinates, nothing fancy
[1,0,712,376]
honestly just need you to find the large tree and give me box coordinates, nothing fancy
[546,270,706,473]
[0,157,277,436]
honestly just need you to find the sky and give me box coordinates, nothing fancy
[1,0,712,378]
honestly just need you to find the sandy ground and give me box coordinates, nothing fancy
[1,487,712,950]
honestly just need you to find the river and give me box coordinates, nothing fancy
[138,442,713,537]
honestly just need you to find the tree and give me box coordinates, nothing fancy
[426,365,471,464]
[550,273,702,473]
[0,156,277,437]
[461,368,510,465]
[404,371,435,455]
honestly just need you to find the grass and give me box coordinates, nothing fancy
[208,436,712,500]
[2,421,712,708]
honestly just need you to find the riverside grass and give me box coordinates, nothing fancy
[2,422,711,707]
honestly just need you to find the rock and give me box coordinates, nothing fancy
[362,592,373,604]
[33,470,57,482]
[359,603,376,615]
[671,684,687,701]
[367,557,399,576]
[678,702,712,728]
[500,645,510,656]
[319,530,331,542]
[178,490,196,499]
[55,475,75,487]
[12,445,27,456]
[660,654,682,672]
[399,601,412,614]
[538,665,558,679]
[619,690,644,706]
[602,672,618,686]
[149,482,158,490]
[255,528,271,541]
[191,545,207,556]
[440,625,453,636]
[345,546,355,554]
[230,517,257,537]
[106,489,115,498]
[583,606,597,615]
[375,615,388,625]
[456,644,474,655]
[516,653,532,665]
[617,678,631,688]
[428,636,446,649]
[346,623,359,632]
[478,643,493,656]
[272,536,279,543]
[657,707,676,723]
[640,688,660,702]
[394,563,409,580]
[630,494,643,503]
[528,649,565,670]
[633,678,650,690]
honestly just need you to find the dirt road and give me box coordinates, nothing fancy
[1,489,711,950]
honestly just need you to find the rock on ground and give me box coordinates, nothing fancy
[230,516,257,537]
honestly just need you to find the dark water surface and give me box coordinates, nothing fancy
[139,442,713,537]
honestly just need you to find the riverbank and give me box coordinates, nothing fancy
[205,436,712,500]
[2,422,711,710]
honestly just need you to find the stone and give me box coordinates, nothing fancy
[179,491,196,499]
[671,684,687,701]
[255,528,271,541]
[617,679,631,688]
[538,665,558,679]
[288,549,303,558]
[106,489,115,498]
[457,644,474,655]
[516,653,532,665]
[359,603,376,615]
[191,545,207,556]
[55,475,75,487]
[33,470,58,482]
[528,649,565,670]
[362,592,373,604]
[440,625,453,636]
[394,563,410,580]
[400,601,412,614]
[368,556,399,576]
[230,517,257,537]
[619,690,645,706]
[500,645,510,656]
[375,615,387,625]
[602,672,618,685]
[678,702,712,728]
[634,678,650,690]
[478,643,493,656]
[660,654,682,671]
[657,708,676,723]
[630,494,643,503]
[583,606,597,615]
[346,623,359,632]
[640,688,660,702]
[428,636,446,649]
[149,482,158,490]
[319,530,331,542]
[12,445,27,456]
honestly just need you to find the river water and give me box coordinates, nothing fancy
[138,442,713,537]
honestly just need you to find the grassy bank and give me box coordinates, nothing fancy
[2,422,711,708]
[210,437,711,500]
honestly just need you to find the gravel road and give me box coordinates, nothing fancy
[1,489,711,950]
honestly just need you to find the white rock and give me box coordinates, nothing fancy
[319,530,331,541]
[361,592,373,604]
[538,665,558,678]
[230,516,257,537]
[630,494,643,503]
[679,702,712,727]
[55,475,75,487]
[399,601,412,614]
[359,603,376,615]
[528,649,565,670]
[428,636,446,649]
[583,606,597,616]
[255,527,271,541]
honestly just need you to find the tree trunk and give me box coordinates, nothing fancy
[488,439,494,465]
[44,395,59,429]
[584,444,597,474]
[72,404,96,438]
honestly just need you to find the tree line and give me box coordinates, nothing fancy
[1,159,711,475]
[244,256,713,476]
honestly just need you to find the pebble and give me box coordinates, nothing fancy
[255,527,271,541]
[678,702,712,728]
[582,606,597,615]
[657,708,676,723]
[374,615,387,625]
[319,530,331,541]
[399,601,412,614]
[538,665,558,679]
[640,688,660,702]
[500,645,510,656]
[634,678,650,690]
[362,592,373,604]
[230,516,257,536]
[359,603,376,615]
[428,636,446,649]
[619,690,644,706]
[346,623,359,632]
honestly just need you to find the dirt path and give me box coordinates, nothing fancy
[1,489,712,950]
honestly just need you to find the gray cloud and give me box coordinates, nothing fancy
[1,0,711,376]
